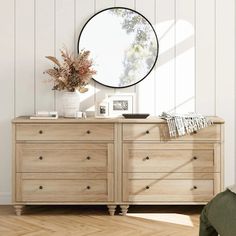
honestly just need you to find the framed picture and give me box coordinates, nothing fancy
[106,93,135,117]
[96,101,109,117]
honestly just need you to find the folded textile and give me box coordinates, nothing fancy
[160,112,212,138]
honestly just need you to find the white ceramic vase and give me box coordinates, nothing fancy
[62,91,80,118]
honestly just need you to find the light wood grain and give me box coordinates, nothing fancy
[0,205,203,235]
[220,124,225,189]
[123,123,167,141]
[12,118,224,216]
[123,145,220,173]
[16,173,114,202]
[12,124,16,203]
[123,124,221,141]
[123,178,213,202]
[12,116,225,124]
[127,172,217,179]
[16,143,113,173]
[123,143,217,150]
[16,123,114,141]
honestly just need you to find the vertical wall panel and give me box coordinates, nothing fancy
[175,0,195,113]
[216,0,235,186]
[76,0,96,112]
[136,0,156,114]
[94,0,115,107]
[0,0,14,203]
[195,0,215,116]
[35,0,55,112]
[155,0,175,115]
[115,0,134,8]
[114,0,136,96]
[55,0,75,115]
[15,0,35,116]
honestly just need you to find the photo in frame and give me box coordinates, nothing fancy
[96,101,109,117]
[106,93,135,117]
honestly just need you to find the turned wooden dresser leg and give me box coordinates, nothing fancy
[120,205,129,216]
[14,205,24,216]
[107,205,117,216]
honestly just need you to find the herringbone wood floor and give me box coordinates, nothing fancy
[0,205,203,236]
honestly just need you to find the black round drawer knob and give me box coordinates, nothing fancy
[193,156,197,160]
[146,130,150,134]
[86,156,91,160]
[193,131,197,134]
[86,130,91,134]
[193,186,197,189]
[146,156,150,160]
[39,130,43,134]
[87,186,91,190]
[145,186,150,189]
[39,186,43,190]
[39,156,43,160]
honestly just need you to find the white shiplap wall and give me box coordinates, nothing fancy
[0,0,235,203]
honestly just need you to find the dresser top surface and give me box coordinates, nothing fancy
[12,116,224,124]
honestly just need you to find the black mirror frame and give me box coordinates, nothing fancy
[77,7,159,89]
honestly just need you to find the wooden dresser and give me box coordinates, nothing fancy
[12,116,224,216]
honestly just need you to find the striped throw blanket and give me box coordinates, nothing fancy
[160,112,212,138]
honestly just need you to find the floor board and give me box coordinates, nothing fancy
[0,205,203,236]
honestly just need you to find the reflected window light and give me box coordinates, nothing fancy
[126,213,194,227]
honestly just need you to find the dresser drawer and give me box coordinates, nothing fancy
[123,173,217,202]
[123,143,220,173]
[16,173,114,202]
[16,143,114,173]
[123,124,221,141]
[16,124,114,141]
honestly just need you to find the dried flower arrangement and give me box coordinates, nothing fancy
[44,49,96,93]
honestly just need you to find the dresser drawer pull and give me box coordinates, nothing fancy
[39,130,43,134]
[86,156,91,160]
[86,186,91,190]
[39,156,43,160]
[193,156,198,160]
[145,130,150,134]
[193,130,197,134]
[86,130,91,134]
[145,156,150,160]
[39,186,43,190]
[193,186,197,190]
[145,186,150,190]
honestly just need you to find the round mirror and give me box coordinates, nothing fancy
[78,7,159,88]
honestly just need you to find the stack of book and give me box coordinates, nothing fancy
[30,111,58,120]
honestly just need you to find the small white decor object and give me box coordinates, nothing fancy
[76,111,83,119]
[96,101,109,117]
[160,112,212,138]
[62,91,80,118]
[106,93,135,117]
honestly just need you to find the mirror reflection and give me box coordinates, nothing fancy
[78,7,159,88]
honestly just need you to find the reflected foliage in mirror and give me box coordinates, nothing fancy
[78,7,159,88]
